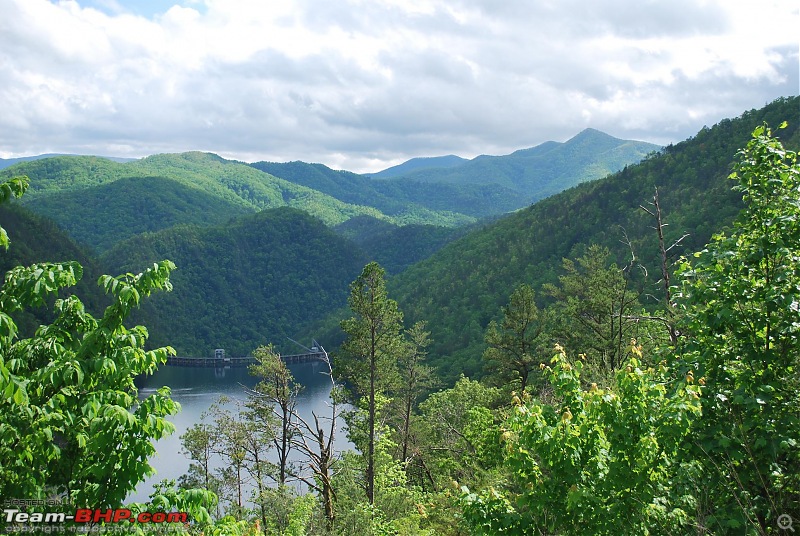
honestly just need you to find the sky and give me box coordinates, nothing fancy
[0,0,797,173]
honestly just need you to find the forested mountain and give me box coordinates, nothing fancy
[334,216,470,274]
[373,97,799,382]
[3,129,659,256]
[0,153,134,170]
[257,130,659,219]
[5,99,797,376]
[0,202,108,335]
[100,207,369,356]
[2,153,470,252]
[26,176,252,252]
[375,128,661,204]
[250,160,521,219]
[367,154,468,179]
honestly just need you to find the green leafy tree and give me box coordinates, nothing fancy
[205,396,274,520]
[673,123,800,532]
[483,283,549,394]
[461,344,702,535]
[417,376,502,490]
[180,422,220,495]
[338,262,404,506]
[0,176,182,508]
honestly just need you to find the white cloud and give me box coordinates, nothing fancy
[0,0,796,171]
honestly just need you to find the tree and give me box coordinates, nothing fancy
[461,344,702,535]
[288,347,340,530]
[483,284,549,394]
[338,262,403,506]
[0,175,182,509]
[673,123,800,532]
[180,422,222,504]
[247,344,300,486]
[393,320,437,466]
[417,376,501,490]
[544,244,641,373]
[205,398,250,517]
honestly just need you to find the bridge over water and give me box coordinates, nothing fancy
[166,348,326,368]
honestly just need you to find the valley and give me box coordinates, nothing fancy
[2,96,799,534]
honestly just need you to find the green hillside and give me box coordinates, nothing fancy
[384,97,800,382]
[368,154,468,179]
[100,207,369,356]
[254,130,659,219]
[251,160,518,219]
[0,202,108,336]
[335,217,468,274]
[26,176,252,252]
[387,128,661,204]
[2,152,471,252]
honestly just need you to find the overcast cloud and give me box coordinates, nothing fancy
[0,0,797,172]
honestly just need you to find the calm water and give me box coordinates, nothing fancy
[130,361,344,503]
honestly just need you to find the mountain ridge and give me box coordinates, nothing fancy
[367,154,469,179]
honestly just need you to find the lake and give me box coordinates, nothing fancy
[130,360,346,503]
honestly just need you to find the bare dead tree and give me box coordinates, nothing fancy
[288,346,340,530]
[640,186,689,345]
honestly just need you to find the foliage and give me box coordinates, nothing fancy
[251,160,482,222]
[673,122,800,532]
[391,320,438,466]
[330,436,434,536]
[461,344,702,535]
[0,176,190,516]
[483,283,550,393]
[26,176,251,252]
[338,262,405,505]
[102,207,369,356]
[543,244,643,373]
[347,220,468,275]
[0,176,29,249]
[390,96,799,384]
[127,479,216,535]
[3,152,475,256]
[416,376,503,490]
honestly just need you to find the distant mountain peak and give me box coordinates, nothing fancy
[568,127,620,142]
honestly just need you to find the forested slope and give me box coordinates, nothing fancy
[387,97,800,382]
[26,176,252,252]
[385,128,660,201]
[0,202,108,335]
[2,152,470,252]
[101,207,369,356]
[253,160,521,218]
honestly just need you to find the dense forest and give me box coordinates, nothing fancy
[0,97,798,534]
[101,207,369,356]
[384,96,800,382]
[0,127,660,356]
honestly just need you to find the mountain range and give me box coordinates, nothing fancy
[2,100,797,369]
[0,154,135,169]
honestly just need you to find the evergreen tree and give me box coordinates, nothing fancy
[338,262,403,506]
[483,284,549,394]
[544,244,641,373]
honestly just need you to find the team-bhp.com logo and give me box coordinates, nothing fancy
[4,508,188,525]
